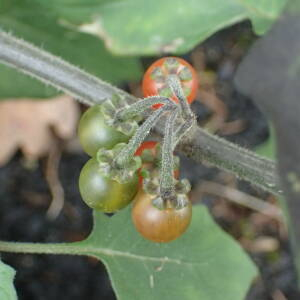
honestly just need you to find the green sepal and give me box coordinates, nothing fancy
[151,192,190,210]
[178,67,193,81]
[96,143,142,183]
[175,178,191,194]
[139,168,151,180]
[101,94,139,136]
[143,174,191,209]
[163,57,181,73]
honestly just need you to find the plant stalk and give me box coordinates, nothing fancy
[160,108,179,203]
[114,104,175,167]
[166,75,193,119]
[116,96,176,121]
[0,30,281,196]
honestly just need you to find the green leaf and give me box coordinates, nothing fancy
[0,65,58,99]
[246,0,287,34]
[0,1,142,99]
[35,0,286,55]
[74,205,257,300]
[0,259,17,300]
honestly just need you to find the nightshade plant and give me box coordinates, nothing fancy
[0,30,269,300]
[1,0,300,298]
[78,57,198,241]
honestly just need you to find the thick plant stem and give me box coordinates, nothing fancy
[0,30,136,106]
[177,128,280,195]
[114,104,175,167]
[116,96,176,121]
[160,108,179,203]
[0,30,281,195]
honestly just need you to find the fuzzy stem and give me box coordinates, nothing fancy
[115,96,176,121]
[174,118,197,147]
[177,127,280,195]
[0,30,136,106]
[0,30,281,195]
[114,104,175,167]
[167,75,193,119]
[160,108,179,202]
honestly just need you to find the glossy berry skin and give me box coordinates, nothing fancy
[78,105,132,157]
[142,57,198,108]
[79,158,139,213]
[132,190,192,243]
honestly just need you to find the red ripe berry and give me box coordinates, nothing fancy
[142,57,198,109]
[132,190,192,243]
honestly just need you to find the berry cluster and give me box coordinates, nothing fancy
[78,57,198,242]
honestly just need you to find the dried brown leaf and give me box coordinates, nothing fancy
[0,95,79,165]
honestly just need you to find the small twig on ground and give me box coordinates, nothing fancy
[44,136,64,220]
[191,180,282,220]
[272,289,288,300]
[219,119,247,135]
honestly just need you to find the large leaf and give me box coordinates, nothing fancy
[35,0,286,55]
[234,3,300,281]
[72,205,257,300]
[0,1,142,99]
[0,259,17,300]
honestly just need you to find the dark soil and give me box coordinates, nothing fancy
[0,22,299,300]
[0,153,116,300]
